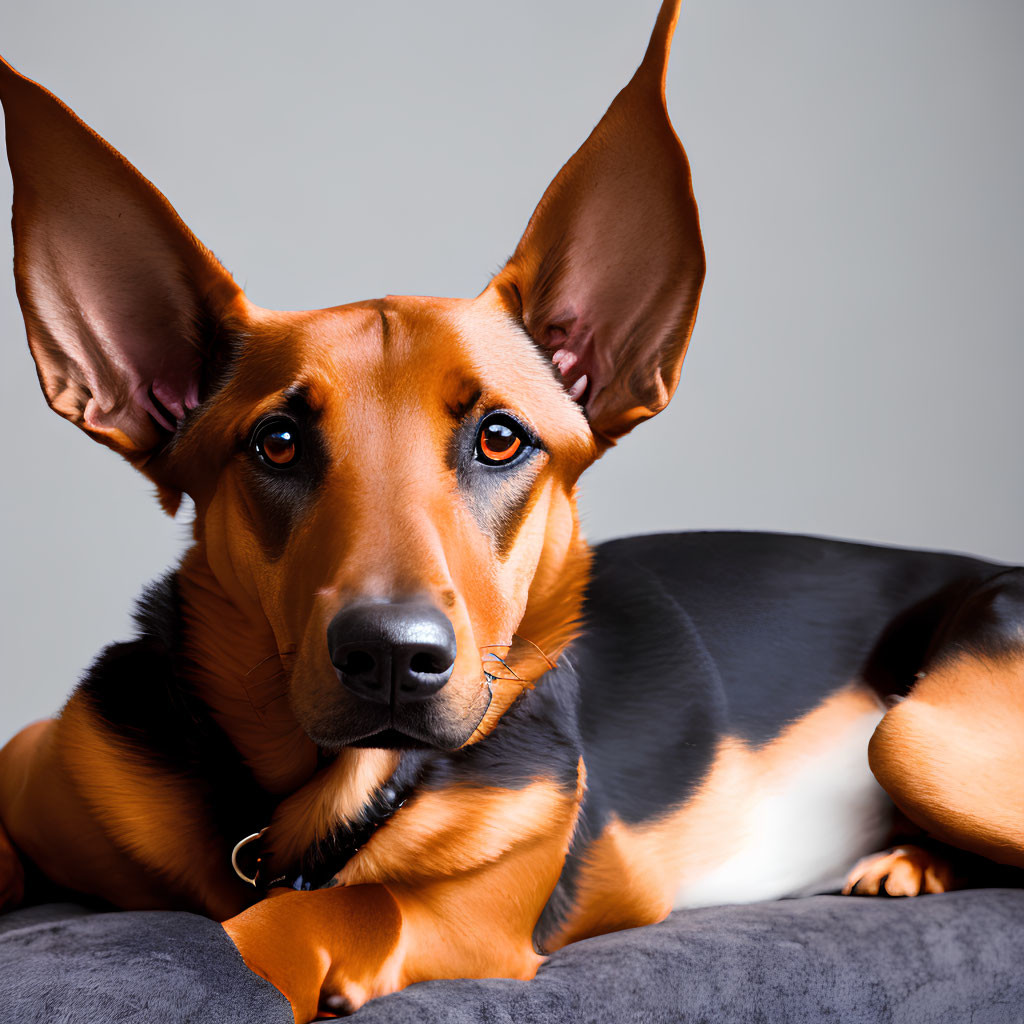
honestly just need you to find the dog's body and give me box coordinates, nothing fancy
[1,1,1022,1019]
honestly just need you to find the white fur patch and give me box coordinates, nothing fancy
[672,710,891,908]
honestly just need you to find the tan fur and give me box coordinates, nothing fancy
[547,685,883,947]
[226,771,584,1020]
[263,748,401,873]
[177,549,318,797]
[0,707,245,917]
[869,654,1024,868]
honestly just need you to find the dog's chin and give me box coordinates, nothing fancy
[300,692,490,753]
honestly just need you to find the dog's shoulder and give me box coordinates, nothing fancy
[73,573,271,843]
[76,573,187,745]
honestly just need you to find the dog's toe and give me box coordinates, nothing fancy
[842,845,954,897]
[318,993,356,1018]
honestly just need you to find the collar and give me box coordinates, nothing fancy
[231,777,413,892]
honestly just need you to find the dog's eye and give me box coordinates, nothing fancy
[253,419,300,468]
[476,414,530,467]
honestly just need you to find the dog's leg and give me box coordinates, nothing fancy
[0,813,25,912]
[224,774,581,1021]
[0,701,249,916]
[0,713,183,910]
[0,719,60,910]
[868,569,1024,870]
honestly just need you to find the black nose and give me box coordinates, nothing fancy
[327,602,457,705]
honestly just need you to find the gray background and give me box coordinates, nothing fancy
[1,1,1022,741]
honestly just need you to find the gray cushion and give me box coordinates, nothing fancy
[0,902,291,1023]
[1,890,1022,1023]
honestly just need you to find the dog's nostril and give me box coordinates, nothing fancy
[410,651,448,675]
[340,650,376,676]
[327,601,457,704]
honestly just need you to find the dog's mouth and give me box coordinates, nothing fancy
[300,679,492,753]
[346,727,435,750]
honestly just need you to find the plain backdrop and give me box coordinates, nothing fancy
[1,0,1022,741]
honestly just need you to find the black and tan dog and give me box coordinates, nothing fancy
[1,1,1022,1019]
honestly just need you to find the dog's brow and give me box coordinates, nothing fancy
[283,383,312,405]
[282,381,327,417]
[447,384,482,422]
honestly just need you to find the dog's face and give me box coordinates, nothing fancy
[173,293,596,749]
[0,1,703,751]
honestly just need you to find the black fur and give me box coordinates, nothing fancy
[925,566,1024,668]
[532,532,1006,948]
[75,574,272,860]
[72,531,1014,943]
[291,753,430,890]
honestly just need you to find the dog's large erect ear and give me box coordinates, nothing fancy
[0,57,243,464]
[494,0,704,444]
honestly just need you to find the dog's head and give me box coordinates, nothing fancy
[0,0,703,753]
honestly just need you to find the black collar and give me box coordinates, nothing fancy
[231,773,417,892]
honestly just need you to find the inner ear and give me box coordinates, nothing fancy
[489,0,704,445]
[0,54,244,465]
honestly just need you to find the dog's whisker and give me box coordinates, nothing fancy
[510,633,557,670]
[244,649,297,677]
[481,652,522,680]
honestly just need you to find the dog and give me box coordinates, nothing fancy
[1,0,1022,1018]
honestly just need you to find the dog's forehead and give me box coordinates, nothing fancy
[233,291,581,424]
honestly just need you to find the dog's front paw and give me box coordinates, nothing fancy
[223,884,404,1022]
[842,844,954,897]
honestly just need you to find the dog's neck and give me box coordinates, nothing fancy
[175,547,318,796]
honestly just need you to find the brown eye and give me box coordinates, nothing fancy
[476,414,530,466]
[254,419,299,468]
